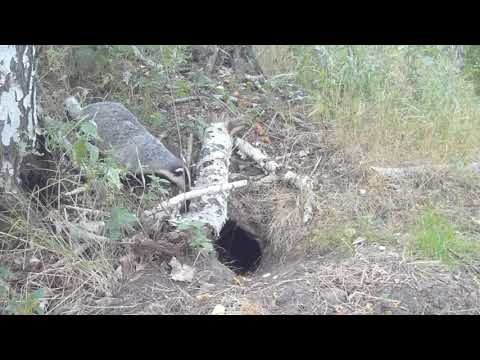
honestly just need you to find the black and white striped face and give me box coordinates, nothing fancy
[156,166,187,191]
[172,167,185,178]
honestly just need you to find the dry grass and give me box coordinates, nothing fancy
[254,46,297,77]
[257,45,480,166]
[0,198,107,313]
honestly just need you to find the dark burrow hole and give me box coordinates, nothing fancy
[215,220,262,275]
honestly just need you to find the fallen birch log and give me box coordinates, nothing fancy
[371,162,480,178]
[176,120,234,236]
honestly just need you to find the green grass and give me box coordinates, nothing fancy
[409,207,480,265]
[256,45,480,165]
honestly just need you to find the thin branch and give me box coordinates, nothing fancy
[166,96,202,107]
[64,186,88,197]
[64,205,108,216]
[144,180,247,223]
[186,132,194,170]
[234,137,280,174]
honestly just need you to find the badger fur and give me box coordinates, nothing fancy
[64,96,186,191]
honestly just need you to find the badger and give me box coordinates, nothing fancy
[64,96,186,191]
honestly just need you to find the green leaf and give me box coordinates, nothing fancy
[149,112,166,129]
[80,120,98,139]
[86,142,100,165]
[177,220,213,253]
[177,220,202,231]
[105,166,122,190]
[107,207,138,240]
[0,266,12,280]
[31,288,45,300]
[0,284,7,298]
[73,139,88,165]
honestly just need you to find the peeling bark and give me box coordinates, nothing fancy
[0,45,37,192]
[177,120,233,236]
[143,180,247,228]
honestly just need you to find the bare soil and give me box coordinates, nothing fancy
[67,243,480,315]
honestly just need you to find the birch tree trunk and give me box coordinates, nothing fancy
[0,45,37,193]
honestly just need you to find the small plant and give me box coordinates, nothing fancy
[409,207,480,265]
[107,207,139,241]
[45,114,125,191]
[1,268,46,315]
[141,175,171,207]
[72,118,100,172]
[6,288,46,315]
[308,224,357,255]
[173,79,192,98]
[148,112,167,130]
[177,220,214,253]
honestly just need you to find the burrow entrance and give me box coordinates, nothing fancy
[215,220,263,275]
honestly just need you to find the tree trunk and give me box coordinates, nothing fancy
[0,45,37,193]
[190,45,264,77]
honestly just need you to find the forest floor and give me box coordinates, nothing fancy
[2,45,480,314]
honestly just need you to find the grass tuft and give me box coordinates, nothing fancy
[409,206,480,265]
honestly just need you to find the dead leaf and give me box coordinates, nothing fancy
[237,98,250,108]
[240,302,263,315]
[259,135,271,144]
[254,123,267,137]
[169,257,195,283]
[211,304,226,315]
[196,293,211,302]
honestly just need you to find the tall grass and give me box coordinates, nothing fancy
[257,45,480,165]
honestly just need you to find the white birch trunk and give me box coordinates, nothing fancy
[177,121,233,236]
[0,45,37,192]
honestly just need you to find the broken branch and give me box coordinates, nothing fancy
[234,137,280,174]
[143,180,247,226]
[371,162,480,178]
